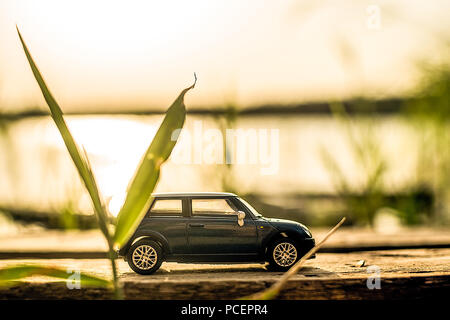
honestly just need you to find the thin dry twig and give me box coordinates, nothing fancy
[241,217,346,300]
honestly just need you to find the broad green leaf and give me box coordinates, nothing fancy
[113,77,196,247]
[16,27,111,240]
[0,265,110,287]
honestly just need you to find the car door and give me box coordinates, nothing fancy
[187,197,258,256]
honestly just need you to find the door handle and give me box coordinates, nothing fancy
[189,223,205,228]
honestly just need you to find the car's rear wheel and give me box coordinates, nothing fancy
[266,238,299,272]
[127,239,163,275]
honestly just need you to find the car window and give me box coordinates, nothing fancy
[239,197,262,217]
[149,199,182,215]
[192,199,238,216]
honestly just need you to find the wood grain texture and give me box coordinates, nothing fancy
[0,248,449,299]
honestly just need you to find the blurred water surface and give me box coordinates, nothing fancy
[0,114,421,216]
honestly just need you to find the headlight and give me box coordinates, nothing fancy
[304,228,312,237]
[299,223,312,237]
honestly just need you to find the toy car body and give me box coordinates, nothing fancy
[118,192,315,274]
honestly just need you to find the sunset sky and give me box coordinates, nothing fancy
[1,0,449,113]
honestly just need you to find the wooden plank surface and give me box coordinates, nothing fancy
[1,248,449,299]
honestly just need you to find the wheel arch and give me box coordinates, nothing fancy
[263,230,305,257]
[119,231,170,258]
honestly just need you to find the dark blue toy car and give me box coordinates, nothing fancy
[118,192,315,274]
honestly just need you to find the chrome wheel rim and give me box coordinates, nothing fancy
[132,245,157,270]
[273,242,297,267]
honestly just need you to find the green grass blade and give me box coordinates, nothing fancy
[0,265,110,287]
[16,26,110,239]
[113,76,196,247]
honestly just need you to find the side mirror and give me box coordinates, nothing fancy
[237,211,245,226]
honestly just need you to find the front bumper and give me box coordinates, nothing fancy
[299,237,316,259]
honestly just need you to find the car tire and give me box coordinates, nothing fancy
[266,238,300,272]
[127,239,163,275]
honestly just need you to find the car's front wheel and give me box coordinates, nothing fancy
[127,239,163,275]
[266,238,299,272]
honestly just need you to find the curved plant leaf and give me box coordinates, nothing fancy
[113,76,196,247]
[0,265,110,287]
[16,26,111,240]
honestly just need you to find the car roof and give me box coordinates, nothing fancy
[152,192,237,198]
